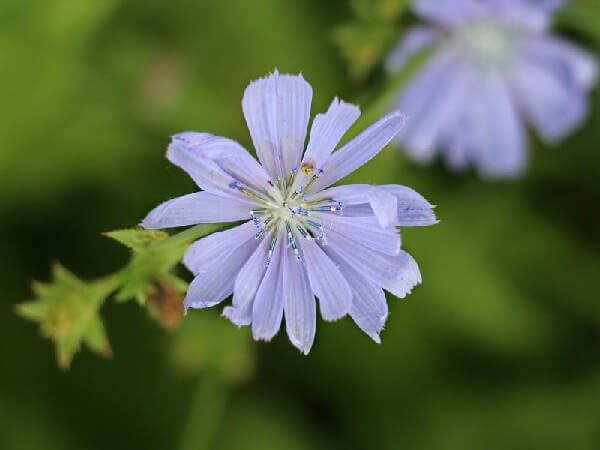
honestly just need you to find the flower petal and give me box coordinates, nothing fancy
[302,98,360,170]
[314,111,407,190]
[251,233,285,341]
[446,72,526,178]
[314,184,398,228]
[315,184,437,227]
[326,232,421,299]
[183,222,255,275]
[525,36,598,90]
[385,26,441,73]
[395,49,472,164]
[312,212,400,256]
[283,249,316,354]
[167,133,272,197]
[494,0,564,32]
[412,0,486,27]
[223,237,270,326]
[141,192,251,229]
[509,53,585,144]
[325,249,388,343]
[242,71,313,179]
[300,239,352,321]
[381,185,438,227]
[184,237,258,310]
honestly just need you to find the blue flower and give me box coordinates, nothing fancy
[386,0,598,178]
[142,71,436,353]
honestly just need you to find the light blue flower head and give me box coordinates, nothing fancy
[387,0,598,178]
[142,71,437,354]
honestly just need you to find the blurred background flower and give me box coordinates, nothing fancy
[2,0,599,449]
[386,0,597,178]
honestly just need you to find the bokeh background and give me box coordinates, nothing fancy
[2,0,599,449]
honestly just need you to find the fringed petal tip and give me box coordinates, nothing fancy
[222,306,251,327]
[289,337,314,355]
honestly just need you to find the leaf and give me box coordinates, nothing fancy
[104,228,169,251]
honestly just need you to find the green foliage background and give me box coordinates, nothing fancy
[1,0,599,449]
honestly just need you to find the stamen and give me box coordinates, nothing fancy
[230,180,271,203]
[309,198,345,213]
[307,220,327,245]
[286,168,297,191]
[290,185,304,200]
[296,224,311,240]
[296,206,310,217]
[303,174,319,192]
[312,205,343,212]
[285,222,294,247]
[265,235,278,266]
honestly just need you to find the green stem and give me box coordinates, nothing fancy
[179,370,229,450]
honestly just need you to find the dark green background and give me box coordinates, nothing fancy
[1,1,599,449]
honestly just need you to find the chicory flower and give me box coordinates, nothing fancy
[142,71,437,353]
[387,0,597,178]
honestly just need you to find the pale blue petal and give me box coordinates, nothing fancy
[315,184,437,227]
[493,0,564,32]
[141,192,251,229]
[525,37,598,90]
[184,237,258,310]
[302,98,360,170]
[449,73,526,178]
[283,249,316,354]
[183,222,255,275]
[367,187,398,229]
[172,132,271,188]
[168,133,271,198]
[385,26,441,73]
[326,249,387,343]
[509,54,586,144]
[326,232,421,299]
[315,185,398,228]
[380,185,437,227]
[242,71,313,179]
[251,233,285,341]
[412,0,486,27]
[300,239,352,321]
[314,112,407,190]
[395,49,472,163]
[311,212,401,256]
[223,237,270,326]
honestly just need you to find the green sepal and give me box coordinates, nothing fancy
[103,228,169,251]
[109,224,223,306]
[16,263,115,370]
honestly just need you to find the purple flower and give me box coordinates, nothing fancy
[387,0,598,178]
[142,71,437,353]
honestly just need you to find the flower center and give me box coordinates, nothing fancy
[454,21,516,69]
[229,167,344,263]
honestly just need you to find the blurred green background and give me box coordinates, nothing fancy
[2,0,599,449]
